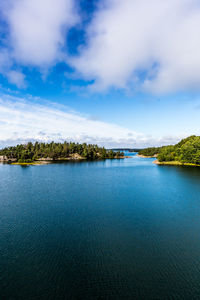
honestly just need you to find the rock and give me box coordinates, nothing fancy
[69,153,85,160]
[0,155,7,161]
[37,157,53,161]
[0,156,17,162]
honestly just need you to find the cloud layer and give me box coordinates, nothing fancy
[0,95,181,148]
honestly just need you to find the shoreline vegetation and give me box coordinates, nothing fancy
[137,154,157,158]
[153,160,200,167]
[138,135,200,167]
[0,141,124,165]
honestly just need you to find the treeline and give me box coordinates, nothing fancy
[0,141,124,163]
[138,147,160,157]
[138,135,200,165]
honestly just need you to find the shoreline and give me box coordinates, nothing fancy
[153,160,200,167]
[11,161,52,165]
[137,154,200,167]
[137,154,157,158]
[8,156,129,166]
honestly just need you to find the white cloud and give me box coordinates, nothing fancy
[0,50,12,72]
[0,49,26,87]
[1,0,200,94]
[0,0,78,88]
[4,0,78,66]
[6,70,26,88]
[0,95,182,148]
[72,0,200,93]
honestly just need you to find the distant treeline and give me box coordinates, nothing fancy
[138,135,200,164]
[111,148,141,152]
[0,141,124,163]
[138,147,160,157]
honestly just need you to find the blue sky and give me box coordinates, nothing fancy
[0,0,200,148]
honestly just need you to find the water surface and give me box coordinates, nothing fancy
[1,153,200,299]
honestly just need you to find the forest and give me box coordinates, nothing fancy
[138,135,200,165]
[138,147,160,157]
[0,141,124,163]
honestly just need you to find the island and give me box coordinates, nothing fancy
[138,135,200,167]
[0,141,124,164]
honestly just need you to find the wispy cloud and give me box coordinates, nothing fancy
[6,70,26,88]
[0,94,182,148]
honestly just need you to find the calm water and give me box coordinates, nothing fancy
[1,153,200,299]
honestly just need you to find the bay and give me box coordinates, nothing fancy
[1,153,200,299]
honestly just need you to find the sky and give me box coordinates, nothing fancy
[0,0,200,148]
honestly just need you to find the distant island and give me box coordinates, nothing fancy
[138,135,200,167]
[0,141,124,164]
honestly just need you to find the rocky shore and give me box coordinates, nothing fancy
[1,153,128,165]
[137,154,157,158]
[0,155,17,162]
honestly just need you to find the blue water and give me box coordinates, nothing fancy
[1,153,200,299]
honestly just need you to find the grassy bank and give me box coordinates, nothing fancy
[11,161,51,165]
[153,160,200,167]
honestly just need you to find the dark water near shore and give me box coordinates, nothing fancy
[1,153,200,299]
